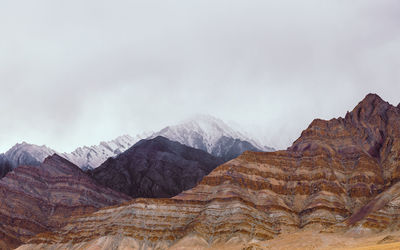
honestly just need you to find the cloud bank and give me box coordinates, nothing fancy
[0,0,399,152]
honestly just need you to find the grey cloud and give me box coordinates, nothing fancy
[0,0,399,152]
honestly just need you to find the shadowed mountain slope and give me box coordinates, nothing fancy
[0,154,12,178]
[90,136,224,198]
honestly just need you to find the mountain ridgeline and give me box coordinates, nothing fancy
[0,115,272,174]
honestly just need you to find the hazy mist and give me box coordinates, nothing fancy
[1,0,399,152]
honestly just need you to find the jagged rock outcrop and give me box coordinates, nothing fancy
[89,136,223,198]
[16,94,400,249]
[0,154,130,250]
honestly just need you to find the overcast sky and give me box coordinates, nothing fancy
[1,0,399,153]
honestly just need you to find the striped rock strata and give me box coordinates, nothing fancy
[0,154,130,250]
[19,94,400,249]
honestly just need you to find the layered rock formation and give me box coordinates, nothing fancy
[0,154,130,250]
[90,136,223,198]
[16,94,400,249]
[345,181,400,231]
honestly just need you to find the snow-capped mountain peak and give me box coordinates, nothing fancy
[149,114,274,158]
[0,115,273,172]
[61,134,148,169]
[0,134,147,171]
[5,142,57,167]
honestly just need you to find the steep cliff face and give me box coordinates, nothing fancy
[16,94,400,249]
[90,136,223,198]
[0,154,130,250]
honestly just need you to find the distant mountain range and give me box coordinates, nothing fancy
[0,115,273,176]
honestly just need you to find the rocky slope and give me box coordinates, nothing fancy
[89,136,223,198]
[149,114,274,160]
[17,94,400,249]
[0,154,130,250]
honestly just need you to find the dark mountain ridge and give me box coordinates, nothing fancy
[90,136,224,198]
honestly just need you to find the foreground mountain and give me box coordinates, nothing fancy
[20,94,400,249]
[149,114,274,160]
[0,154,130,250]
[89,136,223,198]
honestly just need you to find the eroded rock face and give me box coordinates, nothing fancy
[17,94,400,249]
[0,154,130,250]
[89,136,224,198]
